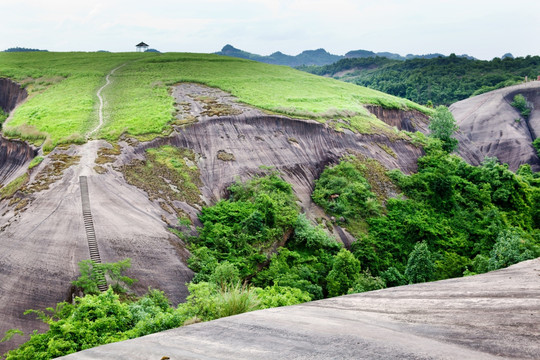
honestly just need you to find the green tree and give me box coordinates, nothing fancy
[72,259,136,295]
[326,249,362,297]
[405,242,435,284]
[428,106,459,153]
[487,230,535,271]
[209,261,241,290]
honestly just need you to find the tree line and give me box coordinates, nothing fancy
[299,54,540,105]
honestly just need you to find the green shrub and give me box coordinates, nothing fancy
[380,267,407,287]
[487,230,536,271]
[312,159,380,219]
[209,261,241,290]
[405,242,435,284]
[511,94,531,118]
[72,259,136,295]
[215,283,260,318]
[326,249,362,297]
[255,285,311,308]
[348,272,385,294]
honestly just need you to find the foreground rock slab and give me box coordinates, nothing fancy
[59,258,540,360]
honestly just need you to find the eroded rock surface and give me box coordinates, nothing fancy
[0,83,486,355]
[0,78,27,113]
[450,82,540,171]
[365,104,429,132]
[0,136,35,184]
[59,258,540,359]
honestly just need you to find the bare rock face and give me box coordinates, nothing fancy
[0,78,27,113]
[450,82,540,171]
[366,104,484,167]
[58,258,540,359]
[0,137,36,184]
[365,105,429,132]
[0,79,34,184]
[140,115,424,208]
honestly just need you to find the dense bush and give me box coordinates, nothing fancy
[511,94,531,118]
[314,151,540,281]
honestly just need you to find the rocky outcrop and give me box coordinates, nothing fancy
[0,79,34,185]
[365,105,429,132]
[0,137,36,184]
[137,115,424,208]
[58,258,540,360]
[450,82,540,171]
[366,104,484,167]
[0,78,27,113]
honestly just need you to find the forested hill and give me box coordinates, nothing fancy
[299,54,540,106]
[215,44,473,68]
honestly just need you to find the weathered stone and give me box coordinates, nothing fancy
[450,82,540,171]
[0,78,27,113]
[58,258,540,360]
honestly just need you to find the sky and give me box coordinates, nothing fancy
[2,0,540,60]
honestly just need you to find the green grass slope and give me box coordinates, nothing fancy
[0,52,429,149]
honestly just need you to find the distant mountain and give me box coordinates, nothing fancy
[345,49,474,61]
[216,44,342,66]
[216,45,475,67]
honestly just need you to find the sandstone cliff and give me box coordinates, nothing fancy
[450,82,540,171]
[0,78,27,113]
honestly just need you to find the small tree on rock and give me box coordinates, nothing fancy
[428,106,459,153]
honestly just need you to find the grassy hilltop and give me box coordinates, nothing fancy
[0,52,427,150]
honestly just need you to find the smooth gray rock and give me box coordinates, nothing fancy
[450,82,540,171]
[58,258,540,360]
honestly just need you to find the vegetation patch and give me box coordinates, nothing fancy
[98,53,428,140]
[287,137,298,144]
[533,138,540,157]
[93,165,107,174]
[0,52,143,148]
[510,94,531,119]
[28,156,44,170]
[312,157,382,237]
[346,153,399,205]
[0,173,29,200]
[376,143,397,158]
[313,143,540,285]
[217,150,235,161]
[0,109,7,129]
[120,145,202,216]
[193,95,242,117]
[95,143,121,164]
[22,153,81,194]
[1,52,429,148]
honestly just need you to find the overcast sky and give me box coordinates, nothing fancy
[2,0,539,60]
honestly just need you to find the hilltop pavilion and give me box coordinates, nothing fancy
[136,42,149,52]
